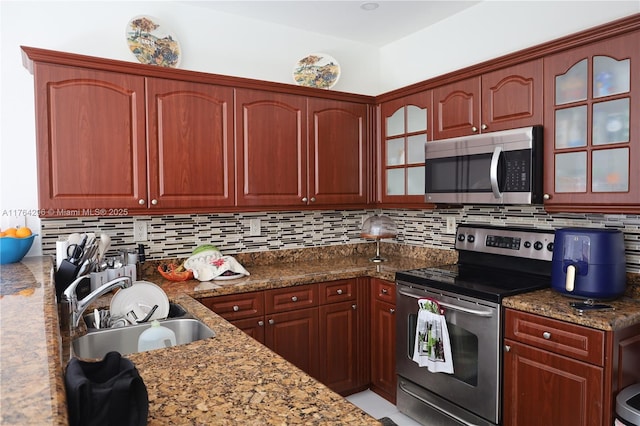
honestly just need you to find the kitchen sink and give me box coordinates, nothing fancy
[82,302,188,330]
[72,317,216,359]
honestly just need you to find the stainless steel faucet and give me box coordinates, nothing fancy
[61,275,133,329]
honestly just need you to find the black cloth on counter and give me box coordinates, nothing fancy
[64,351,148,426]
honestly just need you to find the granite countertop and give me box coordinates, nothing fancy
[503,287,640,331]
[2,244,639,425]
[0,244,454,425]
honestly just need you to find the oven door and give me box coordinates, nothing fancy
[396,282,501,424]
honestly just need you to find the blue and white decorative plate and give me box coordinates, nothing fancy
[126,15,181,68]
[293,53,340,90]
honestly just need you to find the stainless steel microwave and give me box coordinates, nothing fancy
[425,126,543,205]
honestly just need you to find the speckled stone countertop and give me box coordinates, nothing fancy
[3,243,638,425]
[503,281,640,331]
[0,243,455,425]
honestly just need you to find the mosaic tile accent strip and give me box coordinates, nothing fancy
[40,206,640,273]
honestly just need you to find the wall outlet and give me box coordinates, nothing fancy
[133,221,148,241]
[249,218,261,236]
[446,217,456,234]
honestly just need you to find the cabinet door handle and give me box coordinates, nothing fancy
[151,199,158,205]
[310,197,316,202]
[542,331,551,340]
[352,304,357,310]
[504,345,511,352]
[268,319,275,325]
[472,126,479,133]
[232,305,240,312]
[481,123,488,130]
[336,289,343,295]
[138,199,146,205]
[258,320,264,327]
[543,193,551,200]
[291,296,298,302]
[302,197,308,203]
[389,308,395,314]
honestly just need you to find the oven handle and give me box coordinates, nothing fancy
[398,288,495,318]
[399,381,482,426]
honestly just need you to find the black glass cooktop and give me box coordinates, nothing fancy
[396,263,551,303]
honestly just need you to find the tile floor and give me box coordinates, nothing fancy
[346,389,422,426]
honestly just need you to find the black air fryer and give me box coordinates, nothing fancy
[551,228,626,300]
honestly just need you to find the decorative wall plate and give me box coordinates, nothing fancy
[293,53,340,89]
[126,15,181,68]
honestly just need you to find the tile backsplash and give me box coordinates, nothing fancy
[40,206,640,273]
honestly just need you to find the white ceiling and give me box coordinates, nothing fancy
[180,1,482,46]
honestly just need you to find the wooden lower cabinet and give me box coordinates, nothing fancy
[266,308,319,378]
[504,308,640,426]
[318,298,367,395]
[503,339,603,426]
[229,316,265,343]
[199,279,369,395]
[370,278,397,404]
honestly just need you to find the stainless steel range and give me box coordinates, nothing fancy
[395,224,555,426]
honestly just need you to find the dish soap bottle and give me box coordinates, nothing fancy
[137,320,176,352]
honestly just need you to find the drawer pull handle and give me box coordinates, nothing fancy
[381,288,388,294]
[258,321,264,327]
[291,296,298,302]
[352,304,357,310]
[232,305,240,312]
[337,289,343,295]
[268,319,275,325]
[542,331,551,340]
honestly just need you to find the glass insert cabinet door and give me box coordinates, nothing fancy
[545,31,638,211]
[381,92,431,202]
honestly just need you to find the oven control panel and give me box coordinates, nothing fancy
[455,224,554,261]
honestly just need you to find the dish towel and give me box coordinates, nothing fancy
[184,250,250,282]
[412,298,454,374]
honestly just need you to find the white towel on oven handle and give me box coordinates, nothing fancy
[412,299,454,374]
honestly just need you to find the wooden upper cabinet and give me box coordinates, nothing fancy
[236,89,368,208]
[32,63,148,212]
[308,98,368,206]
[433,77,481,140]
[482,60,543,132]
[379,91,431,205]
[146,78,234,209]
[542,31,640,213]
[433,59,543,140]
[235,89,307,207]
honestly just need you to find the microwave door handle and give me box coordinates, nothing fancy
[489,146,503,199]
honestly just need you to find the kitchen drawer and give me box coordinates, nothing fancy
[319,279,356,304]
[199,291,264,321]
[265,284,317,314]
[372,279,396,304]
[505,309,605,366]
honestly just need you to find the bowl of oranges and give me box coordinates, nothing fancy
[0,227,37,264]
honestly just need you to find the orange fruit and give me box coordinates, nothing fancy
[2,228,17,237]
[16,227,32,238]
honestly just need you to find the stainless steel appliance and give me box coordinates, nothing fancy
[396,224,555,425]
[425,126,543,205]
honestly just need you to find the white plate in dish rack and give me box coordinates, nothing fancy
[110,280,169,321]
